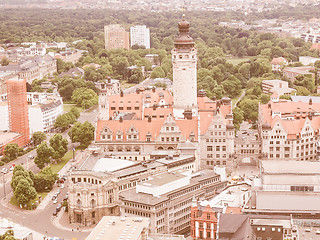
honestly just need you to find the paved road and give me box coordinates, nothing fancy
[233,90,246,109]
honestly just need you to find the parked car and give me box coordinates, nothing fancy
[60,184,65,189]
[1,168,8,174]
[52,196,56,201]
[52,211,57,216]
[9,164,15,171]
[63,194,68,201]
[53,199,58,204]
[56,207,61,212]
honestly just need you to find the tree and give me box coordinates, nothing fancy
[295,86,311,96]
[34,142,54,169]
[69,107,80,119]
[295,74,314,93]
[0,56,9,66]
[4,143,20,160]
[14,179,37,206]
[128,68,144,83]
[31,167,58,192]
[71,87,98,109]
[69,121,95,147]
[222,75,242,98]
[260,94,270,104]
[315,60,320,68]
[232,107,244,129]
[49,134,68,162]
[0,230,17,240]
[32,131,46,146]
[150,67,165,79]
[54,114,73,131]
[238,98,259,122]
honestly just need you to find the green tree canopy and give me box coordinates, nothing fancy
[69,121,95,148]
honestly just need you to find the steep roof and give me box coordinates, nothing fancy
[271,57,287,65]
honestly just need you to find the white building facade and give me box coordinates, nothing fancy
[130,25,150,49]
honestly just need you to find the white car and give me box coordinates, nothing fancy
[1,168,8,174]
[53,199,58,204]
[60,184,65,189]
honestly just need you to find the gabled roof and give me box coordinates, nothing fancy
[271,57,287,65]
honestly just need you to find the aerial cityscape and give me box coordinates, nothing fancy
[1,1,320,240]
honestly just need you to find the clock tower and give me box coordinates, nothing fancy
[172,15,198,118]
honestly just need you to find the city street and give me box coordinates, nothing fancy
[0,108,99,239]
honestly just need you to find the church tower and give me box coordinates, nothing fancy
[172,15,197,118]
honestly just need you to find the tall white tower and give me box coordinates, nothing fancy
[172,15,197,118]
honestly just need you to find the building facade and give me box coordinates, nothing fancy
[104,24,130,50]
[258,99,320,161]
[120,169,227,235]
[68,151,200,226]
[130,25,150,49]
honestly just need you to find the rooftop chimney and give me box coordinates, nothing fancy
[309,98,312,105]
[152,87,156,92]
[107,76,111,83]
[136,88,140,94]
[148,116,152,122]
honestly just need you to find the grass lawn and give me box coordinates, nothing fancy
[121,81,136,89]
[50,149,75,174]
[63,104,83,113]
[10,192,48,210]
[226,57,251,65]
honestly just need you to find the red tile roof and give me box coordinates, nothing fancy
[260,101,320,139]
[271,57,287,65]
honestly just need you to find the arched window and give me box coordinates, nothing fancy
[168,146,174,150]
[158,146,164,150]
[76,199,81,208]
[91,199,96,208]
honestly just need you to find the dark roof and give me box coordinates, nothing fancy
[219,214,253,240]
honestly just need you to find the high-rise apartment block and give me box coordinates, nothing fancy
[104,24,130,50]
[130,25,150,49]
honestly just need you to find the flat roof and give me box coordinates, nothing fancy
[141,172,186,187]
[0,132,21,145]
[92,158,135,172]
[256,191,320,211]
[251,219,291,228]
[261,160,320,174]
[263,175,320,185]
[86,216,149,240]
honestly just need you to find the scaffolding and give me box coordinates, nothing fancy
[6,78,30,146]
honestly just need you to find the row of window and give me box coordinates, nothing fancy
[124,208,151,218]
[206,154,227,159]
[207,146,226,151]
[206,160,227,166]
[206,138,226,143]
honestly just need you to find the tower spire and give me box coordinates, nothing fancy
[174,15,194,49]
